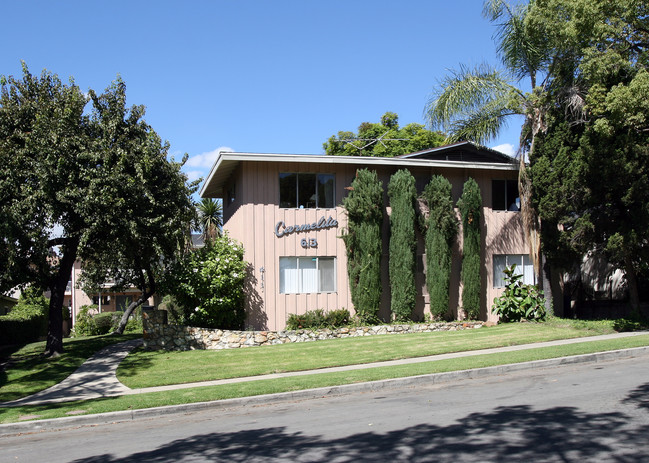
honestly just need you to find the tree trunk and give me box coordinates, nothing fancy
[624,252,640,315]
[46,238,79,357]
[113,290,153,335]
[540,253,553,315]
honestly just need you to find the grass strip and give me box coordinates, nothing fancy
[2,334,647,425]
[0,334,141,402]
[117,319,617,388]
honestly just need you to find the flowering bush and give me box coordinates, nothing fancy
[164,234,247,329]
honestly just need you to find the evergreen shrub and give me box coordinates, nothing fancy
[458,178,482,319]
[158,294,185,325]
[286,308,351,330]
[72,304,98,337]
[422,175,458,319]
[0,291,48,345]
[387,169,417,321]
[342,169,383,323]
[93,312,118,335]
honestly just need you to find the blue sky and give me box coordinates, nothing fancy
[1,0,524,187]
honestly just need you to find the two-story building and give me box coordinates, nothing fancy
[200,141,532,330]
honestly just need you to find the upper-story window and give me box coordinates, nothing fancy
[492,179,520,211]
[227,182,236,206]
[279,173,335,208]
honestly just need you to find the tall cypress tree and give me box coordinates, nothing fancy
[342,169,383,323]
[387,169,417,321]
[457,178,482,319]
[422,175,458,319]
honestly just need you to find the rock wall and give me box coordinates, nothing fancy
[142,309,485,351]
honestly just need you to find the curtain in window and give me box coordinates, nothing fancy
[493,254,536,287]
[493,255,507,288]
[319,257,336,292]
[522,254,534,285]
[280,257,299,293]
[299,257,318,293]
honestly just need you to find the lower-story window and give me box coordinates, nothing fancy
[280,257,336,294]
[493,254,534,287]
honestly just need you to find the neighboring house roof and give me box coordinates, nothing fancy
[0,294,18,315]
[200,142,517,198]
[0,294,18,303]
[398,141,516,163]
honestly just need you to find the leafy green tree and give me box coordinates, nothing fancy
[195,198,223,242]
[324,112,445,157]
[526,0,649,312]
[341,169,383,322]
[79,80,197,334]
[422,176,458,319]
[387,169,417,321]
[162,235,247,329]
[0,65,195,354]
[1,65,94,355]
[458,178,482,319]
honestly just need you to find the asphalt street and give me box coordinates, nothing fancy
[2,352,649,462]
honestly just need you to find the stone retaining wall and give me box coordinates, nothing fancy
[142,309,485,351]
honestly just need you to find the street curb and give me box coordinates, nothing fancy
[2,345,649,437]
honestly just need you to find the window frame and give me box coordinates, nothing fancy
[493,254,535,288]
[492,179,520,211]
[279,256,337,294]
[279,172,335,209]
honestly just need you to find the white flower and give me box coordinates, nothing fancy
[232,273,238,278]
[194,307,199,312]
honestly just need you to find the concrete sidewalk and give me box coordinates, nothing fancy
[1,338,143,407]
[2,331,648,407]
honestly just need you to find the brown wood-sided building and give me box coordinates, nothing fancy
[200,142,531,330]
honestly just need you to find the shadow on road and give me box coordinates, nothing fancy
[623,381,649,411]
[70,404,649,462]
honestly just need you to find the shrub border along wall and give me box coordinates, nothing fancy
[143,309,485,351]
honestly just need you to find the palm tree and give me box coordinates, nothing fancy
[425,0,555,289]
[195,198,223,242]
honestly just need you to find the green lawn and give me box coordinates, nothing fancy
[1,317,647,425]
[0,334,141,402]
[1,333,648,425]
[117,318,617,388]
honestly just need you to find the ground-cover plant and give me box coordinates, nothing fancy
[492,264,547,322]
[0,334,141,402]
[3,334,648,425]
[286,309,351,330]
[117,318,619,389]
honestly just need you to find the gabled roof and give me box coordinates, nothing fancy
[399,141,516,163]
[200,143,517,198]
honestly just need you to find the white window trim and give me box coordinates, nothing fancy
[279,256,337,294]
[493,254,535,288]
